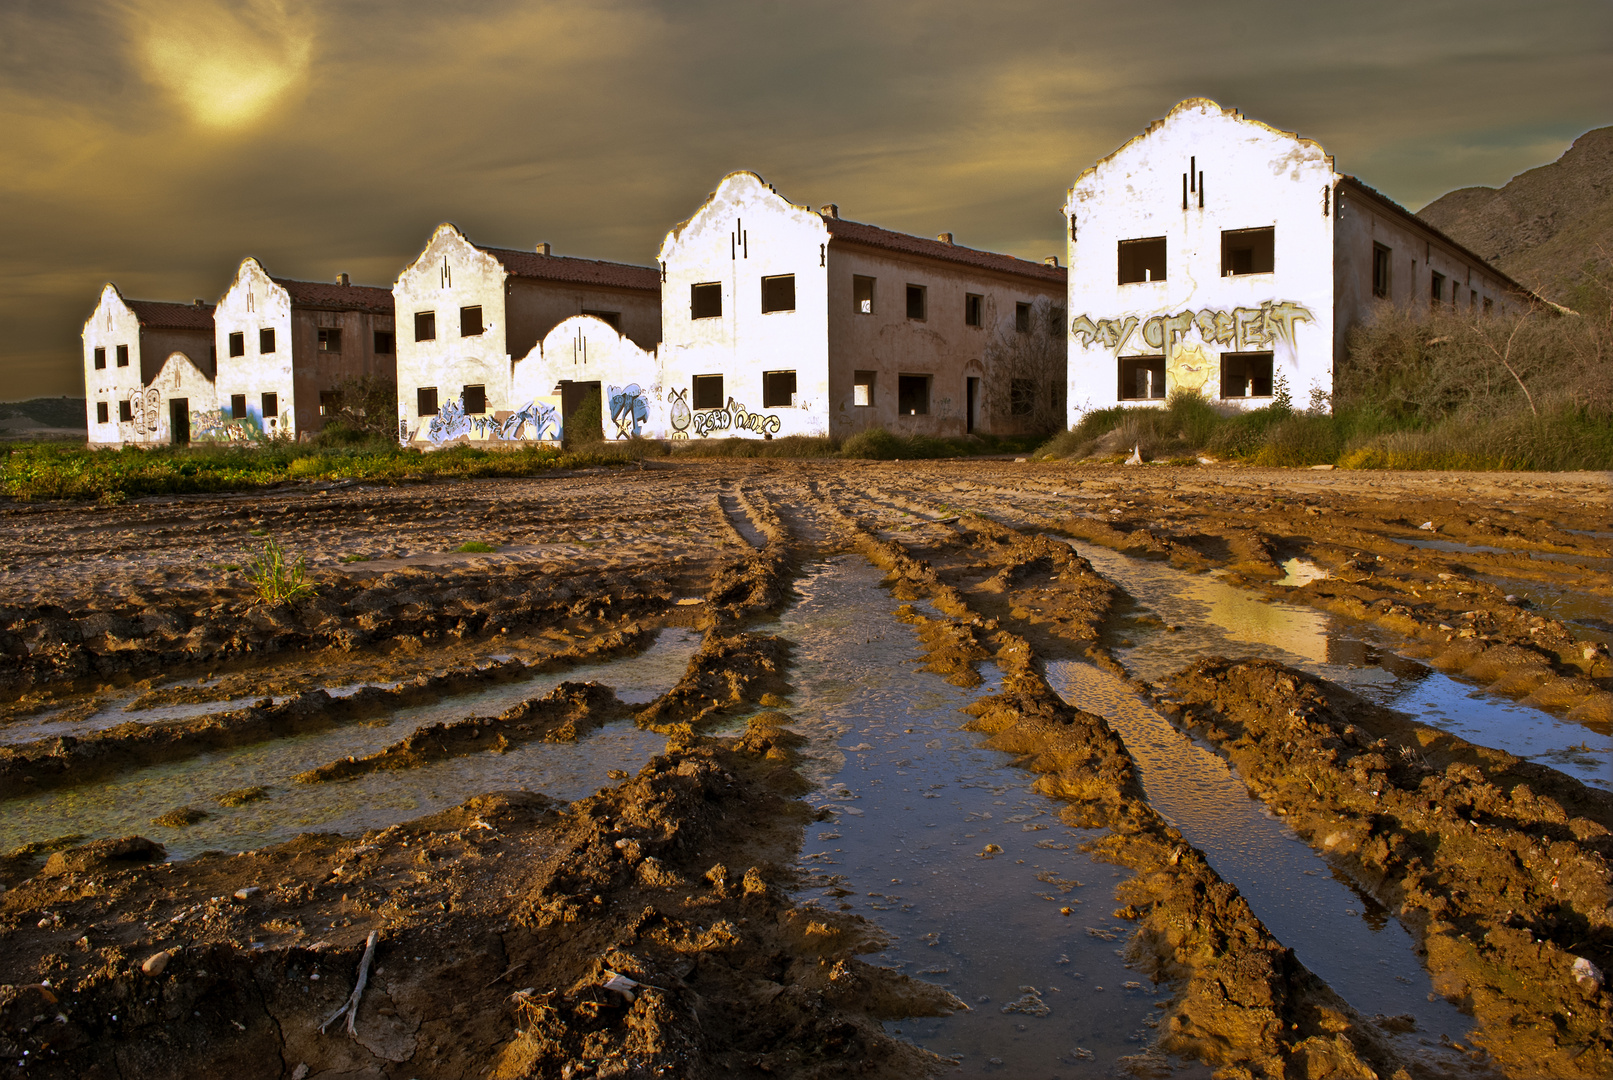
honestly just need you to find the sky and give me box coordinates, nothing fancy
[2,0,1609,399]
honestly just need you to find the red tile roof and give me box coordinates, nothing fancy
[478,246,661,292]
[127,300,215,331]
[824,217,1066,284]
[276,278,396,314]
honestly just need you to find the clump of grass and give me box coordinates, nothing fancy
[339,553,371,564]
[456,540,497,553]
[216,786,268,807]
[247,536,316,605]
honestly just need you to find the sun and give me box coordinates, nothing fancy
[131,0,314,130]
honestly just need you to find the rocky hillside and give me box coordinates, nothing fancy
[1418,126,1613,308]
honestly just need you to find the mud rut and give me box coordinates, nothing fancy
[0,462,1608,1079]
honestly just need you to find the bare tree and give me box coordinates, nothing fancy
[981,296,1067,434]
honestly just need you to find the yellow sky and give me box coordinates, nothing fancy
[1,0,1608,397]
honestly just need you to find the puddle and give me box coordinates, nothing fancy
[1472,573,1613,647]
[1401,536,1613,570]
[1275,557,1329,587]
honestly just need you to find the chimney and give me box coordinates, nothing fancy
[1044,256,1060,267]
[336,273,349,286]
[937,232,953,244]
[535,242,552,256]
[820,204,839,219]
[193,298,205,307]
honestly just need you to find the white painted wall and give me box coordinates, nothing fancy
[150,352,220,442]
[507,315,663,441]
[215,258,296,436]
[82,285,147,445]
[1065,99,1337,421]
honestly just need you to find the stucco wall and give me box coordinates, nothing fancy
[214,259,296,436]
[288,307,396,434]
[508,315,663,441]
[150,352,220,443]
[505,278,662,359]
[82,286,214,446]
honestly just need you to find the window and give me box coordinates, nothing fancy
[460,306,483,336]
[93,347,106,370]
[118,399,133,422]
[317,328,342,352]
[692,374,724,410]
[691,283,722,320]
[853,275,875,314]
[261,392,278,419]
[231,394,247,420]
[374,331,395,354]
[1470,289,1478,311]
[1010,378,1034,415]
[854,371,875,407]
[897,374,930,415]
[965,294,983,327]
[1118,237,1167,284]
[1372,243,1392,298]
[1015,302,1031,333]
[1118,356,1166,400]
[582,309,621,330]
[320,390,341,416]
[116,344,129,367]
[96,402,109,424]
[906,284,926,320]
[1430,271,1444,305]
[1483,296,1493,315]
[1049,380,1067,418]
[763,370,797,408]
[1221,228,1275,276]
[417,387,439,416]
[259,328,275,354]
[415,311,436,341]
[229,332,245,357]
[761,274,796,313]
[1221,353,1274,398]
[463,385,486,414]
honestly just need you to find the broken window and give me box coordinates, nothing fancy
[1372,243,1392,299]
[1470,289,1477,311]
[463,385,486,414]
[93,347,106,370]
[906,285,926,320]
[692,374,724,411]
[1015,302,1031,333]
[965,294,983,327]
[1430,271,1444,305]
[320,390,341,417]
[1118,237,1167,284]
[1010,378,1034,415]
[461,306,483,336]
[1118,356,1166,400]
[1483,297,1493,315]
[1049,380,1066,418]
[259,328,275,354]
[691,283,722,320]
[1221,227,1274,276]
[897,374,930,415]
[415,311,436,341]
[374,331,394,354]
[118,399,133,422]
[582,309,621,330]
[853,276,875,314]
[1220,352,1274,398]
[96,402,109,424]
[229,332,245,357]
[763,370,797,408]
[853,371,875,407]
[318,328,342,352]
[1047,304,1067,337]
[761,275,796,313]
[116,344,129,367]
[262,393,279,421]
[231,394,247,420]
[417,387,438,416]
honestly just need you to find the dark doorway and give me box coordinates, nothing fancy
[966,377,979,433]
[169,398,190,445]
[559,380,603,444]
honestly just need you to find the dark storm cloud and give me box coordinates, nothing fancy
[2,0,1608,396]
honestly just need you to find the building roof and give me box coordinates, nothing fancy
[823,217,1066,284]
[477,246,661,292]
[276,278,396,314]
[127,299,215,331]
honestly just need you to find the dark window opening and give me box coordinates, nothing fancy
[1430,271,1444,305]
[116,344,130,367]
[1050,380,1067,418]
[261,392,278,420]
[417,387,438,416]
[231,394,247,420]
[318,327,342,352]
[259,328,275,354]
[415,310,436,341]
[460,305,483,336]
[96,401,109,424]
[763,370,797,408]
[582,309,621,330]
[761,274,796,313]
[1372,243,1392,299]
[1221,352,1274,399]
[1118,356,1166,400]
[1015,302,1031,333]
[853,276,875,314]
[1221,227,1274,276]
[118,399,133,422]
[897,374,930,415]
[1483,296,1493,315]
[374,331,395,354]
[1047,304,1066,337]
[905,284,926,320]
[691,283,722,320]
[1010,378,1034,415]
[854,371,875,407]
[692,374,724,411]
[93,347,106,370]
[229,332,245,357]
[965,294,983,327]
[319,390,341,416]
[1118,237,1167,284]
[462,384,486,414]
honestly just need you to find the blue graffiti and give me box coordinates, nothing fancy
[427,395,561,444]
[607,383,650,439]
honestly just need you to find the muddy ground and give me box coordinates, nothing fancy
[0,461,1607,1078]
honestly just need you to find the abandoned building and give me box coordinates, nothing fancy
[657,171,1068,442]
[82,284,217,446]
[212,258,397,439]
[393,224,661,445]
[1063,98,1538,421]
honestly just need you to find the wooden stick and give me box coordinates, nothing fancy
[319,931,379,1038]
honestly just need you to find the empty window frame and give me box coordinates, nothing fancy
[1118,237,1167,284]
[374,331,395,354]
[415,310,436,341]
[1221,352,1274,399]
[317,327,342,352]
[1372,243,1392,299]
[1118,355,1166,400]
[905,284,926,320]
[853,276,875,314]
[897,374,930,415]
[259,328,276,354]
[1015,302,1031,333]
[319,390,341,416]
[230,394,247,420]
[261,393,279,421]
[762,370,797,408]
[691,283,722,320]
[1430,271,1445,305]
[853,371,876,407]
[692,374,724,411]
[417,387,439,416]
[1049,380,1067,417]
[93,347,106,370]
[761,274,796,313]
[229,331,245,357]
[96,402,109,424]
[965,294,983,327]
[460,305,483,336]
[1221,227,1274,276]
[463,384,487,414]
[1010,378,1034,415]
[582,309,621,330]
[118,399,133,422]
[116,344,130,367]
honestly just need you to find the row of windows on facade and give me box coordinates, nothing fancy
[685,275,1060,333]
[98,391,359,427]
[1370,243,1495,311]
[1115,228,1275,285]
[1116,352,1277,402]
[220,328,398,357]
[407,307,621,343]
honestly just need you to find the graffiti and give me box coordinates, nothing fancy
[667,388,691,440]
[427,394,561,444]
[427,396,474,442]
[1071,300,1313,355]
[692,397,782,438]
[607,384,650,439]
[1166,342,1214,393]
[191,409,257,442]
[127,388,161,436]
[501,398,560,441]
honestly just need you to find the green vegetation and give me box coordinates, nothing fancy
[455,540,497,553]
[565,390,605,446]
[247,536,316,606]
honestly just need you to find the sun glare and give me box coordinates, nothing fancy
[132,0,313,129]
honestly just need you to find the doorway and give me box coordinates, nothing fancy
[559,380,603,444]
[966,377,979,434]
[169,398,190,445]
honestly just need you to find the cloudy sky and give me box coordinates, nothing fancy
[2,0,1609,398]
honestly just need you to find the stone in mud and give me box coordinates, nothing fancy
[140,949,173,975]
[41,835,166,877]
[216,785,268,807]
[152,806,210,828]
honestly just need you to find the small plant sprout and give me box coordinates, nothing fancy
[456,540,497,553]
[248,536,316,605]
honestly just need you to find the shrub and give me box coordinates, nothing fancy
[247,537,316,605]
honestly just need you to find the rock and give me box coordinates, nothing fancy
[1572,956,1603,995]
[233,886,261,901]
[1419,521,1436,531]
[141,950,172,976]
[291,1066,310,1080]
[41,836,166,878]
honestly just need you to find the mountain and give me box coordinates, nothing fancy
[1418,126,1613,308]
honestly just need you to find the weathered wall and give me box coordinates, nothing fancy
[83,286,149,446]
[505,278,661,359]
[214,259,296,436]
[508,315,664,442]
[1065,99,1337,420]
[151,352,220,443]
[288,307,396,434]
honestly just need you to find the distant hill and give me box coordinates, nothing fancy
[1418,126,1613,308]
[0,397,87,438]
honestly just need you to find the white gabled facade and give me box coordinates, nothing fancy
[83,285,149,445]
[214,258,296,436]
[82,284,217,446]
